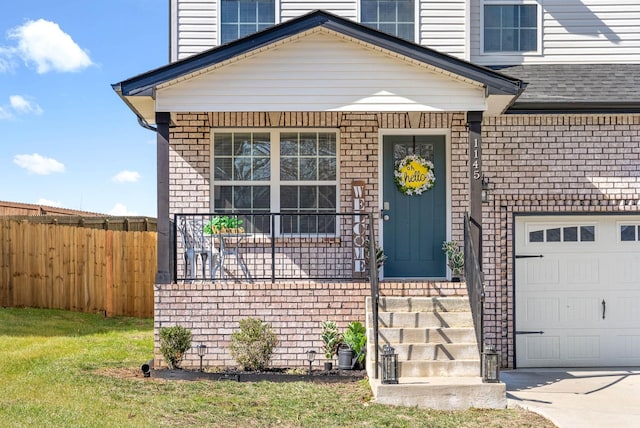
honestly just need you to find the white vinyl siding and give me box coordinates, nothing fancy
[281,0,357,21]
[171,0,469,59]
[419,0,468,59]
[471,0,640,65]
[157,30,486,113]
[171,0,218,61]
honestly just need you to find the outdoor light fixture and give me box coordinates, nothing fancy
[306,349,317,375]
[482,344,500,383]
[197,343,207,372]
[381,344,398,384]
[141,363,151,378]
[481,176,490,203]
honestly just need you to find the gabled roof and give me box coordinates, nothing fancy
[496,64,640,113]
[113,10,525,123]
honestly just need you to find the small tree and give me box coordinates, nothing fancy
[159,325,192,369]
[229,318,278,371]
[321,321,341,360]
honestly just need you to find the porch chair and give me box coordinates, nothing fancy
[178,217,217,280]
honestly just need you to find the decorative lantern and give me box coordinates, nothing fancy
[197,343,207,372]
[381,344,398,384]
[483,344,500,383]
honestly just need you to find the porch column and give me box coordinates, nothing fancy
[156,112,171,284]
[467,111,483,259]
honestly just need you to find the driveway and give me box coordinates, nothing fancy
[501,368,640,428]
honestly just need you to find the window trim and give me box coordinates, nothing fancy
[217,0,280,45]
[525,223,597,244]
[210,128,341,235]
[617,222,640,244]
[480,0,542,56]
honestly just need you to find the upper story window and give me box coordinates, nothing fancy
[220,0,275,44]
[361,0,415,42]
[483,1,538,53]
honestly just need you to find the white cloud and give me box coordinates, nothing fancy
[8,19,93,74]
[9,95,42,115]
[37,198,62,207]
[112,170,141,183]
[109,203,137,216]
[0,95,43,120]
[0,47,15,73]
[13,153,65,175]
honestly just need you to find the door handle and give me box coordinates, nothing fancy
[602,299,606,320]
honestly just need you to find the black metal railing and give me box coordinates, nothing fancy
[464,213,485,360]
[173,212,379,283]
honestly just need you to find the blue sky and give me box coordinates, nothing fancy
[1,1,168,217]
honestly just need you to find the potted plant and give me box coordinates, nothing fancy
[204,215,244,234]
[320,321,341,371]
[339,321,367,370]
[365,239,387,273]
[442,240,464,281]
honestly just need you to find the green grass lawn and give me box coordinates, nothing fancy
[0,308,554,427]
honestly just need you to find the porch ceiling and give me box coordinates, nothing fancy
[112,10,525,126]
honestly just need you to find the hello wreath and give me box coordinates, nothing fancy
[394,154,436,196]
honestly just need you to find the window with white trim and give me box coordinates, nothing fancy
[482,1,538,53]
[220,0,275,44]
[528,225,595,243]
[620,224,640,242]
[212,130,339,234]
[361,0,415,42]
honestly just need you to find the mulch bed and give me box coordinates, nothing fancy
[152,367,367,383]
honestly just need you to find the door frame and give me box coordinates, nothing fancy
[377,128,452,279]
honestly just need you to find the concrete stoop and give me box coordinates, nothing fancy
[365,296,506,410]
[370,377,507,410]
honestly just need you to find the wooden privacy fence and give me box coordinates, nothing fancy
[0,217,156,318]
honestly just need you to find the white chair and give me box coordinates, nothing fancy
[178,218,217,280]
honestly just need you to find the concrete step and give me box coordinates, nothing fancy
[398,360,480,377]
[387,343,480,361]
[375,296,472,313]
[371,376,506,410]
[378,327,477,344]
[373,311,473,328]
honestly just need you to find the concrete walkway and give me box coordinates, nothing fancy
[502,368,640,428]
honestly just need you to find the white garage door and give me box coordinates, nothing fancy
[515,215,640,368]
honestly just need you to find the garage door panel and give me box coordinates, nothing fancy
[616,335,640,358]
[565,257,600,285]
[566,335,600,360]
[611,296,640,323]
[526,259,559,286]
[566,297,601,322]
[522,297,559,323]
[523,335,560,362]
[516,215,640,367]
[616,256,640,283]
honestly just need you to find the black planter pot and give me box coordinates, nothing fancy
[324,362,333,372]
[337,346,354,370]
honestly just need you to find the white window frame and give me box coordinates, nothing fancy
[357,0,418,43]
[617,222,640,244]
[217,0,280,45]
[210,128,341,236]
[480,0,542,57]
[525,222,597,245]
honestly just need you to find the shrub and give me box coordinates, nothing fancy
[159,325,192,369]
[342,321,367,364]
[229,318,278,371]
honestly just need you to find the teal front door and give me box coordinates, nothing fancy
[382,135,447,278]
